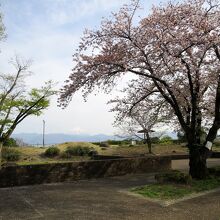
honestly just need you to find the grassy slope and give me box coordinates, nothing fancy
[57,142,100,152]
[99,144,188,156]
[4,142,98,165]
[3,142,220,165]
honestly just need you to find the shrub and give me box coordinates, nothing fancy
[106,140,122,145]
[159,136,173,144]
[60,151,72,159]
[65,146,79,156]
[65,146,94,156]
[151,137,160,144]
[44,146,60,157]
[121,139,133,145]
[2,148,21,161]
[3,138,18,147]
[99,142,109,148]
[155,170,192,185]
[208,166,220,177]
[88,150,98,157]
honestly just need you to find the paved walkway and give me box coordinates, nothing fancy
[172,158,220,172]
[0,159,220,220]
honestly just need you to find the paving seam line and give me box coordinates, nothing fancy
[12,189,44,219]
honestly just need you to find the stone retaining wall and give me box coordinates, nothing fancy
[0,156,171,187]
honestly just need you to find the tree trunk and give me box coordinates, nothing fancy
[0,141,2,170]
[189,145,210,179]
[146,132,152,154]
[187,104,211,179]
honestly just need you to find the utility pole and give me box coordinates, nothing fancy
[43,120,45,147]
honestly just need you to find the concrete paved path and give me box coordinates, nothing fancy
[172,158,220,172]
[0,159,219,220]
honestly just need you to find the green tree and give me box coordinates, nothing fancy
[0,58,56,167]
[3,137,18,147]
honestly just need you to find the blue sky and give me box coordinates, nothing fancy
[0,0,163,135]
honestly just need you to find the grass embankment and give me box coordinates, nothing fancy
[100,144,188,156]
[3,142,98,165]
[2,141,220,165]
[98,142,220,156]
[57,142,100,152]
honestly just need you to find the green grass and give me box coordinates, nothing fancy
[131,184,194,200]
[191,177,220,191]
[131,177,220,200]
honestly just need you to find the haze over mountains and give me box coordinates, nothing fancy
[12,132,177,145]
[12,133,120,145]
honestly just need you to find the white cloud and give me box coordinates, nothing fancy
[45,0,130,26]
[0,0,165,135]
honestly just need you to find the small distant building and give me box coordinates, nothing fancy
[131,140,136,145]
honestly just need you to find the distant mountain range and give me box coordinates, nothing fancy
[12,131,177,145]
[12,133,121,145]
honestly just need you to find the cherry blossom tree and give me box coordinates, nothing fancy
[115,118,155,154]
[110,81,168,154]
[112,105,161,154]
[59,0,220,179]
